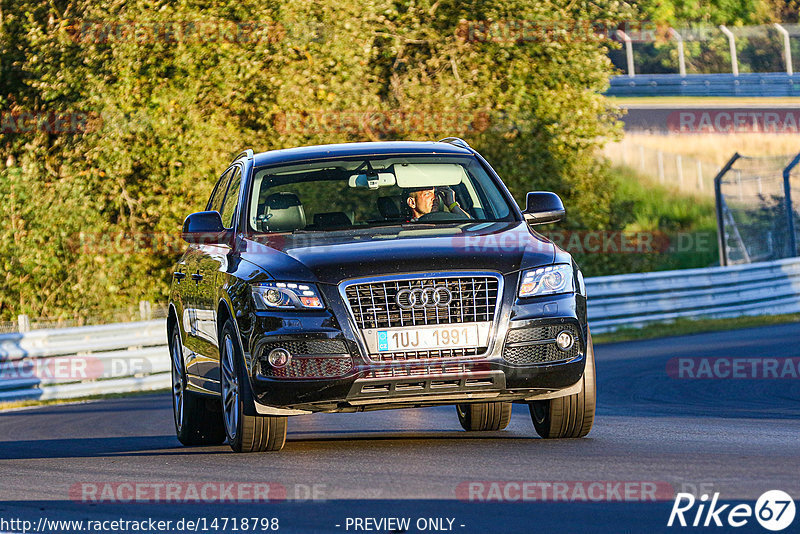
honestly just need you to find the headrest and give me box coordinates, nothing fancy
[258,192,305,232]
[378,195,406,219]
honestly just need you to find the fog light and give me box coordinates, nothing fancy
[555,331,574,351]
[267,348,291,368]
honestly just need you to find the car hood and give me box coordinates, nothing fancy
[238,222,555,284]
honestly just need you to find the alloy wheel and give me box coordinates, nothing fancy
[170,332,184,432]
[221,334,240,441]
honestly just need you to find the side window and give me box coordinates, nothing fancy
[207,168,233,213]
[220,167,242,229]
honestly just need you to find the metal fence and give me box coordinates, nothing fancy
[605,22,800,97]
[609,23,800,77]
[2,258,799,402]
[714,153,800,265]
[603,139,719,195]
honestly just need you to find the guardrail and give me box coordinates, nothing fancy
[2,257,799,402]
[606,73,800,97]
[0,320,169,403]
[587,257,800,333]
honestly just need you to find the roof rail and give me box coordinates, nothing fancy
[231,148,254,165]
[438,137,471,149]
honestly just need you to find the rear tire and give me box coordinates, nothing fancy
[456,402,512,431]
[220,320,287,452]
[170,327,226,446]
[529,329,596,439]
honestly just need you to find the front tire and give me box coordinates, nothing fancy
[456,402,512,431]
[170,327,225,446]
[529,329,596,439]
[220,321,287,452]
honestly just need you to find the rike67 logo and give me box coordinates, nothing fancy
[668,490,795,531]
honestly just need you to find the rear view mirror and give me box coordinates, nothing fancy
[348,172,396,189]
[182,211,226,244]
[522,192,565,225]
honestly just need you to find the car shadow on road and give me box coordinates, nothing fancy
[0,436,230,460]
[0,430,573,459]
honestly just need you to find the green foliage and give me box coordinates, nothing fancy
[634,0,775,26]
[0,0,707,320]
[570,165,719,277]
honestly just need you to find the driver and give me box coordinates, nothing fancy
[405,186,470,220]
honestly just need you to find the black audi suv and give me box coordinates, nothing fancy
[168,138,594,452]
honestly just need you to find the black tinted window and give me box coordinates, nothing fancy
[247,156,515,233]
[207,168,232,213]
[220,167,242,228]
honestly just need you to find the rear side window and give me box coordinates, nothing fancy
[220,167,242,229]
[207,168,233,213]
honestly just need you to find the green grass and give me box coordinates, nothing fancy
[593,313,800,344]
[611,164,717,231]
[576,164,719,276]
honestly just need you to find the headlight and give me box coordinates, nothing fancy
[519,264,574,298]
[252,282,324,310]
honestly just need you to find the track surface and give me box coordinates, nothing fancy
[1,323,799,533]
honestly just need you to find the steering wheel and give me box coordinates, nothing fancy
[417,211,469,222]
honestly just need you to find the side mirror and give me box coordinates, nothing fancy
[522,192,565,225]
[182,211,226,244]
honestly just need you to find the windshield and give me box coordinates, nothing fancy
[247,155,515,233]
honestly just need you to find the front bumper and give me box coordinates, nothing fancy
[242,279,588,413]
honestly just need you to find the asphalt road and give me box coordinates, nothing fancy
[1,323,799,533]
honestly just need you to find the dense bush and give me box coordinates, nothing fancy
[1,0,644,320]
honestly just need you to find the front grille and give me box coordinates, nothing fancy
[502,324,581,365]
[506,325,572,344]
[373,347,481,362]
[258,339,352,378]
[366,362,470,379]
[261,356,353,378]
[344,275,499,330]
[258,339,348,355]
[503,344,578,365]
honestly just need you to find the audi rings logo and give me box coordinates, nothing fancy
[396,286,453,309]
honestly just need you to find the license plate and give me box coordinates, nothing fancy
[376,324,480,352]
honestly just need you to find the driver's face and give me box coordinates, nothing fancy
[408,188,435,217]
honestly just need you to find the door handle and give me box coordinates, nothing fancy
[191,272,203,283]
[173,271,186,281]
